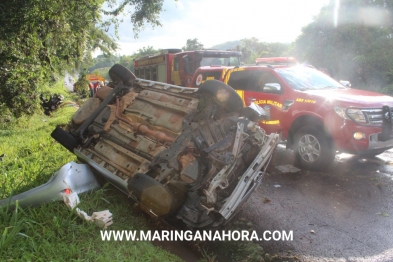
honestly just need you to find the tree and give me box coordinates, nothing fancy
[235,38,292,64]
[0,0,167,119]
[295,0,393,91]
[137,46,160,57]
[182,38,204,51]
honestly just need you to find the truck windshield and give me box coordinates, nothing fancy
[200,56,241,67]
[276,66,345,91]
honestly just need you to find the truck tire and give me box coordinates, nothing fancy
[196,80,244,112]
[108,64,136,86]
[294,126,335,171]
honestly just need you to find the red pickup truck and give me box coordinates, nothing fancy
[191,61,393,170]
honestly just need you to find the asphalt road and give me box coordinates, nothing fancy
[240,145,393,262]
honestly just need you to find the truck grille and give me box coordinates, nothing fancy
[361,107,393,125]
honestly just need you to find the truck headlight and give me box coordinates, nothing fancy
[334,106,349,120]
[347,108,367,124]
[334,106,367,124]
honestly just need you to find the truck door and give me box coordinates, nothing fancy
[182,54,196,86]
[227,69,285,134]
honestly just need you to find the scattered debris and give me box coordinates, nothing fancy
[376,212,389,217]
[40,93,64,116]
[263,197,271,203]
[63,191,113,228]
[274,184,281,188]
[310,230,315,234]
[276,165,301,173]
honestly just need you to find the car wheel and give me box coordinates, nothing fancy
[128,173,181,217]
[51,126,79,153]
[196,80,244,112]
[294,126,335,171]
[108,64,136,86]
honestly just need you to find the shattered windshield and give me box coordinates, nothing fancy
[276,66,345,91]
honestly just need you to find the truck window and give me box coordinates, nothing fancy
[140,68,145,79]
[152,66,157,81]
[276,67,342,90]
[228,70,281,93]
[183,56,194,74]
[200,56,241,67]
[173,57,179,71]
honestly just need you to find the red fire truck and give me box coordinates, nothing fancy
[133,49,242,87]
[133,48,181,83]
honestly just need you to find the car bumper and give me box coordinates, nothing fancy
[333,121,393,153]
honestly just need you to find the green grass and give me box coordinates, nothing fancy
[0,106,182,261]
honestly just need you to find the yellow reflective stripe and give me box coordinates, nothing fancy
[171,71,180,85]
[221,68,230,80]
[224,67,245,83]
[261,120,280,125]
[235,90,246,106]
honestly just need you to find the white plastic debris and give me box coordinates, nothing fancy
[276,165,301,173]
[63,192,113,228]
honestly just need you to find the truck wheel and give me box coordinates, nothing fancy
[108,64,136,86]
[294,126,335,171]
[196,80,244,112]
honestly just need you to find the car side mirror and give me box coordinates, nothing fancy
[264,83,281,92]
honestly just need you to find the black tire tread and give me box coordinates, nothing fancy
[109,64,136,86]
[51,126,79,153]
[196,79,244,112]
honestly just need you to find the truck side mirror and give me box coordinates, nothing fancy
[339,80,351,87]
[264,83,281,92]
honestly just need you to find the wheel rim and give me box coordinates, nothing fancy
[298,134,321,163]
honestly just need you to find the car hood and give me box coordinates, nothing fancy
[302,88,393,108]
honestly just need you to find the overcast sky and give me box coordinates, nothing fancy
[110,0,330,56]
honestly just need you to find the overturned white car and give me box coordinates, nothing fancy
[4,64,279,228]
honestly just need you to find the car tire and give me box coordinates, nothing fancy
[128,173,181,217]
[108,64,136,86]
[294,125,335,171]
[196,80,244,112]
[51,126,79,153]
